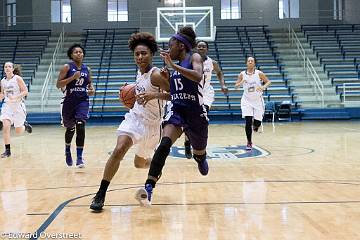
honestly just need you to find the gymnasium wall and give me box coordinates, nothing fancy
[344,0,360,24]
[0,0,359,32]
[0,1,5,29]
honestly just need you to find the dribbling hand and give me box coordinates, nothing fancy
[136,92,155,106]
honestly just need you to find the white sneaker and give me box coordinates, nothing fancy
[135,185,152,207]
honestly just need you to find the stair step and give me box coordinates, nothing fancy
[301,109,351,120]
[301,115,350,120]
[27,112,61,123]
[271,28,341,109]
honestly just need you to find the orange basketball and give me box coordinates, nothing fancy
[119,83,136,109]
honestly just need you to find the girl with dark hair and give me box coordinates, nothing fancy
[56,43,95,167]
[0,62,32,158]
[235,56,271,151]
[90,32,170,211]
[135,26,209,206]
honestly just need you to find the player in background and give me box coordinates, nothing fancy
[235,56,271,151]
[0,62,32,158]
[56,44,95,167]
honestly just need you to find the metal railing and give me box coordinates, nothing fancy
[342,83,360,105]
[40,27,64,112]
[289,23,324,108]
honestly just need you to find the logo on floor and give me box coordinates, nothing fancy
[170,145,269,160]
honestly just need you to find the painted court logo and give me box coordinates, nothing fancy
[170,145,269,159]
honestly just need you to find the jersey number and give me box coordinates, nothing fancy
[75,78,84,86]
[174,78,183,91]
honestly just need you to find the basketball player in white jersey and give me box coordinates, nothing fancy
[183,40,228,159]
[90,32,170,211]
[0,62,32,158]
[235,56,271,151]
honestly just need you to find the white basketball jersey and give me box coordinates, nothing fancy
[1,75,22,104]
[241,69,263,102]
[203,57,214,89]
[130,67,165,123]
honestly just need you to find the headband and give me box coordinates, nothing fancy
[172,34,192,51]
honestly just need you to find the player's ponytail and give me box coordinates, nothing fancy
[13,64,22,77]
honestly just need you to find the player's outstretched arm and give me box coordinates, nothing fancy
[213,60,228,94]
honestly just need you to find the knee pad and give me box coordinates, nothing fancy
[75,120,85,147]
[76,120,85,131]
[65,127,75,144]
[193,153,206,163]
[66,126,75,133]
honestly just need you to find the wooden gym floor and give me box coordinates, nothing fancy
[0,121,360,240]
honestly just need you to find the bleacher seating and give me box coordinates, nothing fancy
[336,83,360,103]
[302,24,360,103]
[0,30,50,88]
[85,26,296,118]
[212,26,294,114]
[83,28,139,117]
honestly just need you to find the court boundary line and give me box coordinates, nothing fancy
[1,178,359,193]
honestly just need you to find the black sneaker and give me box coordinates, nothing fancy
[90,191,105,212]
[1,151,11,158]
[184,140,192,159]
[24,121,32,134]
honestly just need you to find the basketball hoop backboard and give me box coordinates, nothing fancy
[156,6,215,42]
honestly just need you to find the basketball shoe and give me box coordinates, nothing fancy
[90,191,105,211]
[246,142,252,151]
[135,184,153,207]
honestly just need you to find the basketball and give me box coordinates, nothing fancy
[119,83,136,109]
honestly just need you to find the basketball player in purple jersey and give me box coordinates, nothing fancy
[56,44,95,168]
[135,26,209,206]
